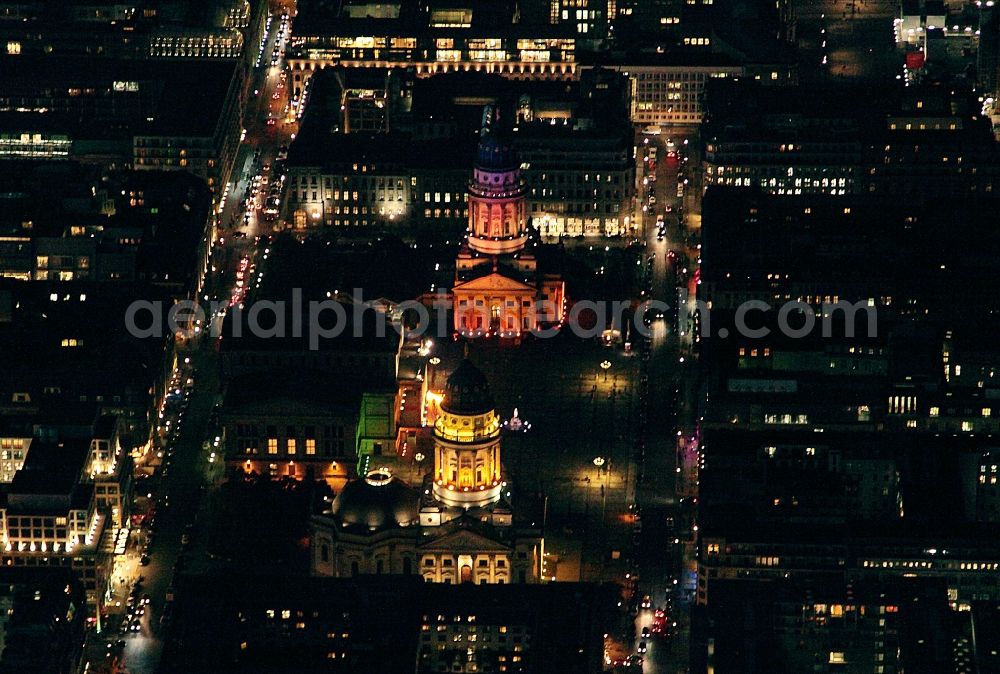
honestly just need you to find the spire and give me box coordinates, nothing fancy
[481,104,498,136]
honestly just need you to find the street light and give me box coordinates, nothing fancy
[600,360,612,381]
[593,456,607,468]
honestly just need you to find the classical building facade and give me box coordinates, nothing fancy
[310,360,543,585]
[451,126,565,337]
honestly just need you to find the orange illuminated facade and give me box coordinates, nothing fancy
[452,120,565,337]
[432,360,504,507]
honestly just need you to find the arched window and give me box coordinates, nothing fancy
[320,543,329,563]
[403,557,412,575]
[350,560,359,576]
[377,559,384,574]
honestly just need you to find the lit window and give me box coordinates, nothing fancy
[267,438,278,455]
[829,652,846,664]
[306,439,316,455]
[929,406,940,417]
[287,439,296,455]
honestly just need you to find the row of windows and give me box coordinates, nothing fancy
[263,437,346,455]
[7,528,68,539]
[530,188,623,200]
[236,424,344,437]
[423,557,507,568]
[7,514,78,527]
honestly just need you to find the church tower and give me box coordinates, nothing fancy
[432,360,504,508]
[466,131,528,256]
[451,106,565,337]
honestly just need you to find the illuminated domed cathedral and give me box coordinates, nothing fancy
[451,108,565,338]
[430,360,504,508]
[310,360,543,584]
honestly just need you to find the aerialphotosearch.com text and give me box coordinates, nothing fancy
[124,289,878,349]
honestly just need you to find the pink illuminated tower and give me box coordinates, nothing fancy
[466,131,529,256]
[451,107,565,338]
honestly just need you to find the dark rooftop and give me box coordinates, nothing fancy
[0,55,239,138]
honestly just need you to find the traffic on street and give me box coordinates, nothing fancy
[80,8,297,674]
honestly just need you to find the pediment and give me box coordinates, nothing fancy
[418,527,511,553]
[453,272,536,294]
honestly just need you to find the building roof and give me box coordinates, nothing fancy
[222,373,369,416]
[7,440,89,504]
[475,132,518,172]
[219,302,403,355]
[331,469,420,531]
[441,359,494,415]
[0,55,238,138]
[580,49,743,69]
[286,129,476,171]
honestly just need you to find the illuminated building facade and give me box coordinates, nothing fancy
[0,167,210,288]
[0,55,244,201]
[518,126,635,239]
[431,360,503,508]
[465,135,529,256]
[613,0,684,35]
[148,30,245,59]
[702,81,1000,197]
[220,376,368,484]
[0,440,114,609]
[311,361,543,584]
[0,0,267,75]
[163,575,608,673]
[132,61,243,198]
[0,131,71,161]
[283,131,471,232]
[0,430,31,483]
[220,310,402,480]
[287,31,577,95]
[285,2,578,99]
[282,69,634,241]
[583,58,743,126]
[452,123,565,336]
[87,415,133,530]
